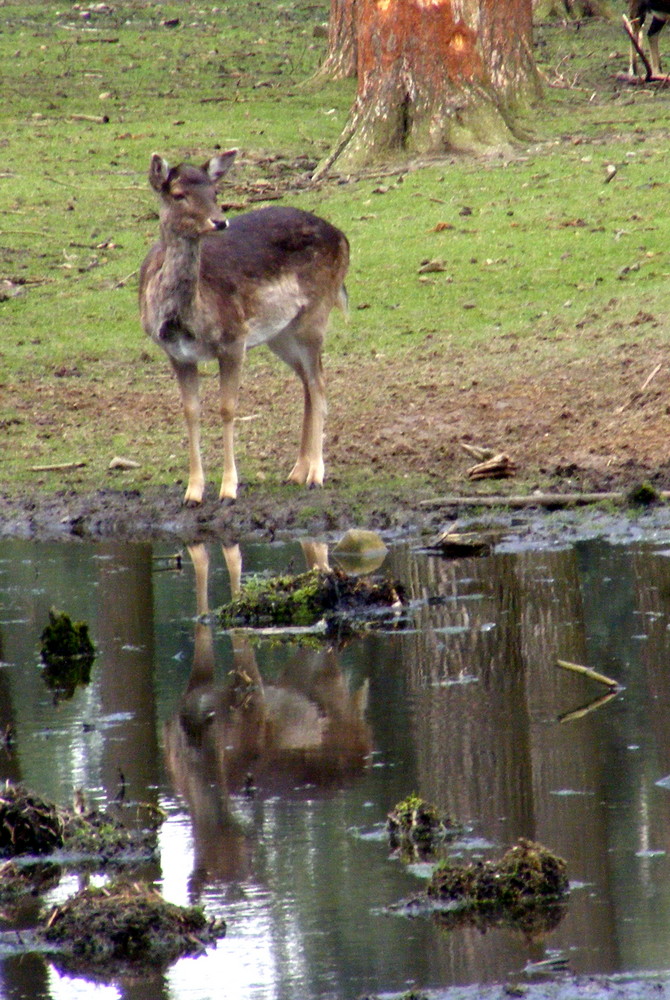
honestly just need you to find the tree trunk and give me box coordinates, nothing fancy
[314,0,358,80]
[318,0,541,175]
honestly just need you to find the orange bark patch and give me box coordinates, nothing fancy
[357,0,485,94]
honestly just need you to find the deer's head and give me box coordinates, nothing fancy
[149,150,238,238]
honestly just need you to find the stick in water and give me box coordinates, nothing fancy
[557,659,621,690]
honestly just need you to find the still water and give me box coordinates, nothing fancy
[2,530,670,999]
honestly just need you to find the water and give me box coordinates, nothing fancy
[3,533,670,998]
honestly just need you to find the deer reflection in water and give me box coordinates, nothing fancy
[163,542,372,896]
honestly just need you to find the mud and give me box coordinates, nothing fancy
[4,478,670,551]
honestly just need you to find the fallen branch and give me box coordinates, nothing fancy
[108,456,140,470]
[67,114,110,124]
[615,361,663,412]
[467,452,517,480]
[113,267,138,288]
[31,461,87,473]
[640,361,662,392]
[557,659,621,690]
[419,491,635,509]
[622,14,653,80]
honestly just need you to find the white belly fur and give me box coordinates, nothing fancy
[246,276,308,349]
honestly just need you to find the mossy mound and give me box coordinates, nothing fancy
[0,859,61,902]
[40,608,95,701]
[626,481,660,507]
[60,802,159,861]
[219,568,405,630]
[427,838,569,917]
[0,782,158,862]
[387,794,459,857]
[41,881,226,971]
[0,783,64,856]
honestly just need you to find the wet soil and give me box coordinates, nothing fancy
[2,469,670,548]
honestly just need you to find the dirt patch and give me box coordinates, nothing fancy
[4,333,670,543]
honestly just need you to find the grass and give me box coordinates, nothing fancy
[2,0,670,497]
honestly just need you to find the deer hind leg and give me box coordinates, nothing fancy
[172,360,206,505]
[269,321,327,487]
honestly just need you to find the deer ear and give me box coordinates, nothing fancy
[149,153,170,192]
[204,149,238,184]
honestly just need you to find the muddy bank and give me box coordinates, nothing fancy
[0,485,430,543]
[3,483,670,549]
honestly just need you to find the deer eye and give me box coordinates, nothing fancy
[172,191,187,201]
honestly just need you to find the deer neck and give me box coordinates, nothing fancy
[156,232,204,319]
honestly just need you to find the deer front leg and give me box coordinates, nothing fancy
[172,360,206,505]
[217,347,244,500]
[629,18,643,75]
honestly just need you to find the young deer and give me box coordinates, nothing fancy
[139,151,349,503]
[628,0,670,76]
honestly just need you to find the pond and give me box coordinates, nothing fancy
[3,527,670,999]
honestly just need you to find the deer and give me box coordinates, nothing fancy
[138,150,350,504]
[627,0,670,76]
[163,542,371,891]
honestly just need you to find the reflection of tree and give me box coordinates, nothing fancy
[623,546,670,970]
[95,543,161,828]
[0,629,50,1000]
[163,545,372,897]
[0,629,19,785]
[385,543,618,978]
[632,547,670,779]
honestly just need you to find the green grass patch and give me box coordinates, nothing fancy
[2,1,670,496]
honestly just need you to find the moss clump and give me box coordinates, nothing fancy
[40,608,95,701]
[219,568,404,629]
[41,881,226,970]
[427,838,569,916]
[626,482,660,507]
[387,793,458,857]
[0,782,64,856]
